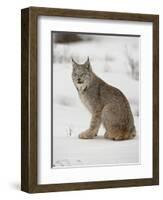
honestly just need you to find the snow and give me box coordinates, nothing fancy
[52,33,140,168]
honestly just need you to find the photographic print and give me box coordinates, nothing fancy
[52,32,140,168]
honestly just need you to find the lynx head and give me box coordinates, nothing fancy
[72,57,93,92]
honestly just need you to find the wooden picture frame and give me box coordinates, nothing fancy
[21,7,159,193]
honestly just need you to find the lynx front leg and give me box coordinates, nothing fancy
[79,112,101,139]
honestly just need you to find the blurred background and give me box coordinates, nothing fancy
[53,31,140,116]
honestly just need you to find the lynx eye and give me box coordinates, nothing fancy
[73,72,77,76]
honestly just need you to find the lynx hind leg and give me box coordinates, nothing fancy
[102,105,136,141]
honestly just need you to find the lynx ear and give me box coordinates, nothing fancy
[84,57,91,69]
[71,57,78,67]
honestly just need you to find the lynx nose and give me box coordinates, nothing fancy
[77,78,81,82]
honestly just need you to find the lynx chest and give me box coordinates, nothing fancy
[78,91,93,113]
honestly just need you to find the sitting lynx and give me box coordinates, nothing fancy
[72,57,136,140]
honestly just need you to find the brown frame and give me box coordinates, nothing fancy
[21,6,159,193]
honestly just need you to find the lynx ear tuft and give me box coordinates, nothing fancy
[71,57,78,67]
[84,57,91,69]
[85,57,90,64]
[71,57,75,63]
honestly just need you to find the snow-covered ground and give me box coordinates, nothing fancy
[52,34,140,168]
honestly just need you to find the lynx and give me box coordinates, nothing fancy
[72,57,136,140]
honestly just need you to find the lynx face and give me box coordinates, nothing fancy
[72,58,93,91]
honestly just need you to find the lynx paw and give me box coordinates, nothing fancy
[104,133,124,140]
[104,131,134,141]
[79,130,95,139]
